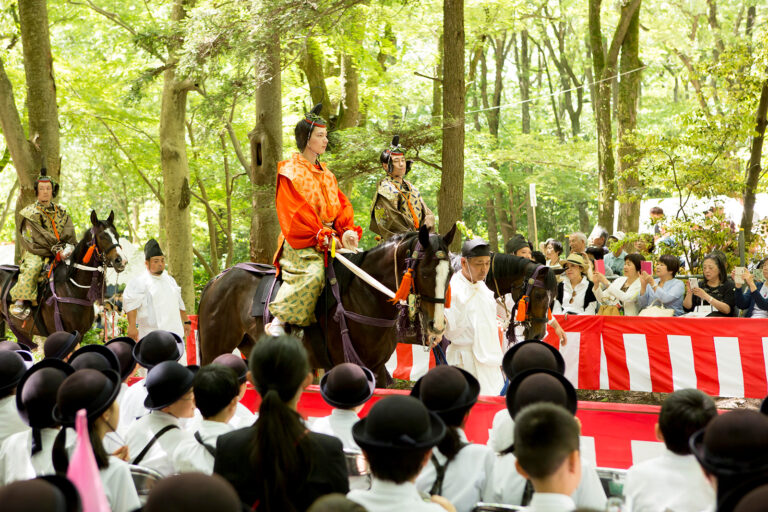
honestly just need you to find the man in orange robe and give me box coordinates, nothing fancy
[267,104,362,335]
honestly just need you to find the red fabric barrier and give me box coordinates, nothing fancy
[186,314,199,366]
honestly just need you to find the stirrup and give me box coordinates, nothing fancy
[9,303,31,320]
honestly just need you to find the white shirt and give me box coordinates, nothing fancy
[0,428,68,485]
[91,455,142,512]
[444,272,504,395]
[525,492,576,512]
[118,380,149,434]
[123,270,186,341]
[310,409,361,452]
[594,276,643,316]
[556,277,596,315]
[348,477,448,512]
[125,410,192,476]
[415,429,495,512]
[486,408,515,453]
[624,448,715,512]
[0,395,27,444]
[229,402,257,429]
[485,451,606,509]
[172,419,233,474]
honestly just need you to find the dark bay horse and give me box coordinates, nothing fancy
[484,252,559,341]
[0,211,126,347]
[198,224,456,386]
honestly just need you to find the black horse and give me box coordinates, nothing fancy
[197,224,456,386]
[0,211,126,347]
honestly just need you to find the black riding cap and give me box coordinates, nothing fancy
[133,330,183,370]
[68,344,121,374]
[144,239,163,260]
[53,369,121,426]
[105,336,138,381]
[0,350,27,394]
[320,362,376,409]
[0,475,82,512]
[502,340,566,380]
[690,409,768,477]
[144,361,198,410]
[16,359,75,428]
[212,354,248,385]
[505,368,577,419]
[352,395,446,451]
[411,365,479,423]
[461,238,491,259]
[43,331,81,361]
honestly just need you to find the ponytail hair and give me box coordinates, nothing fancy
[52,422,110,475]
[248,335,311,512]
[435,408,470,463]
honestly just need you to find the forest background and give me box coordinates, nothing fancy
[0,0,766,311]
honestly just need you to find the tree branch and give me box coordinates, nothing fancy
[224,122,250,173]
[193,246,215,277]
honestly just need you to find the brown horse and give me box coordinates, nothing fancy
[198,224,456,386]
[0,211,127,347]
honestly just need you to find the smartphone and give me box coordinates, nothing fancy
[689,277,698,289]
[641,261,653,275]
[594,260,605,275]
[734,266,746,287]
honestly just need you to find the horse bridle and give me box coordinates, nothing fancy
[398,239,450,305]
[491,255,551,329]
[69,227,121,289]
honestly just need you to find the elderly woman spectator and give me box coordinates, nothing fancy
[592,253,645,316]
[734,258,768,318]
[553,254,597,315]
[638,255,686,316]
[544,239,563,268]
[683,253,735,317]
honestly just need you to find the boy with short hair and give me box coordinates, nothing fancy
[624,388,717,512]
[173,365,239,474]
[514,403,582,512]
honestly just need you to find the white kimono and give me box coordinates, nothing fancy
[444,272,504,395]
[123,270,186,342]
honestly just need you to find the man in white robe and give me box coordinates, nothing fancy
[443,238,504,395]
[123,239,190,359]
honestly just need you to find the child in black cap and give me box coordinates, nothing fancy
[42,330,81,361]
[311,362,375,452]
[52,368,141,512]
[212,353,256,428]
[624,389,717,512]
[348,395,455,512]
[0,359,73,484]
[411,365,493,512]
[124,360,196,476]
[0,350,28,444]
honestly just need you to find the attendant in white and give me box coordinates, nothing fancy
[123,239,190,349]
[51,369,141,512]
[412,366,495,512]
[592,253,645,315]
[0,359,74,485]
[444,238,504,395]
[212,353,257,428]
[125,361,196,476]
[624,389,717,512]
[119,329,184,433]
[348,395,456,512]
[638,255,686,316]
[311,362,375,452]
[0,351,28,444]
[513,403,582,512]
[553,254,597,315]
[485,370,605,510]
[173,365,238,474]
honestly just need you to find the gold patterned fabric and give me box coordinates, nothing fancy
[268,243,325,326]
[369,177,435,240]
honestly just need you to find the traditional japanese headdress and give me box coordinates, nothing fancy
[380,135,407,175]
[295,103,327,152]
[34,160,59,198]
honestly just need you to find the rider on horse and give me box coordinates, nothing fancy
[265,103,363,336]
[10,168,76,320]
[369,135,435,240]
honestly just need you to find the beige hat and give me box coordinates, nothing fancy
[560,253,587,271]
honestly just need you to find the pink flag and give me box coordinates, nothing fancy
[67,409,110,512]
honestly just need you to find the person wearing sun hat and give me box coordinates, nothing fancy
[124,360,196,476]
[0,358,74,484]
[411,365,494,512]
[369,135,435,240]
[265,103,362,336]
[51,369,141,512]
[211,353,256,428]
[553,253,597,316]
[348,395,453,512]
[118,329,183,432]
[311,362,376,452]
[43,330,81,361]
[0,474,82,512]
[0,350,29,443]
[484,368,606,509]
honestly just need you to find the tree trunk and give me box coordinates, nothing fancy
[159,0,195,311]
[740,78,768,243]
[300,38,332,122]
[507,184,519,234]
[617,3,642,233]
[438,0,465,250]
[514,31,531,134]
[433,31,443,119]
[249,33,282,263]
[485,197,499,252]
[337,54,360,129]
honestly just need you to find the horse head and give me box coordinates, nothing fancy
[521,263,557,340]
[412,223,456,346]
[88,210,127,272]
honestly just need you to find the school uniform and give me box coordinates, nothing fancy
[485,451,606,509]
[0,395,27,444]
[119,381,149,431]
[0,428,65,484]
[348,478,447,512]
[125,410,191,476]
[173,419,233,474]
[93,455,142,512]
[415,429,495,512]
[525,492,577,512]
[310,408,361,452]
[229,402,256,429]
[623,448,715,512]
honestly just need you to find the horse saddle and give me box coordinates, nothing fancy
[0,265,20,306]
[250,273,281,318]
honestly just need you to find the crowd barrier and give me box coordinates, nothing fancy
[388,315,768,399]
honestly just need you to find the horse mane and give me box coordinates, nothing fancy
[332,231,421,291]
[489,252,557,293]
